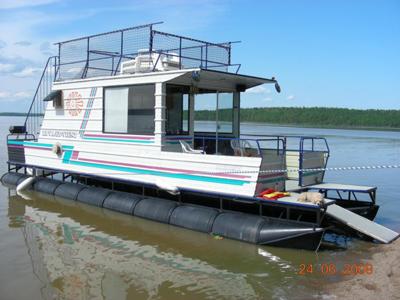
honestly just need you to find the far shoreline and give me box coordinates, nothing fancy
[240,121,400,132]
[2,114,400,133]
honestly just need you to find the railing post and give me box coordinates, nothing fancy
[179,37,182,69]
[53,56,56,80]
[82,37,90,78]
[56,44,61,80]
[149,26,153,53]
[200,46,203,68]
[205,44,208,69]
[228,42,231,65]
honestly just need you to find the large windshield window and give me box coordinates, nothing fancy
[194,92,233,134]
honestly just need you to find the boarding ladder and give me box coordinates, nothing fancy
[24,56,58,137]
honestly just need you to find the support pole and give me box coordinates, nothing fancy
[154,82,166,147]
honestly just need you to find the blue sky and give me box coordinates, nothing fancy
[0,0,399,111]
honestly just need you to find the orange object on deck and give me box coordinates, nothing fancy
[258,188,290,200]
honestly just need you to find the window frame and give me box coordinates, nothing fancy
[193,91,234,135]
[165,84,191,136]
[102,83,155,135]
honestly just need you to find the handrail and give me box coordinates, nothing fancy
[55,25,236,80]
[193,135,285,157]
[55,22,163,45]
[24,56,58,137]
[299,136,330,186]
[24,56,55,127]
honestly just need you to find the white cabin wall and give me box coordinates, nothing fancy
[23,71,271,198]
[39,86,162,151]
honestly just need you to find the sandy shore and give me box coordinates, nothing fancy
[326,238,400,299]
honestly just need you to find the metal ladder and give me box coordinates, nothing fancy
[24,56,58,137]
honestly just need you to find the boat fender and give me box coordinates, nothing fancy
[16,176,35,193]
[1,172,29,186]
[33,177,62,194]
[103,192,143,215]
[54,182,86,200]
[52,142,63,156]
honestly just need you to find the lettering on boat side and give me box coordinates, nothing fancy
[65,91,84,117]
[41,130,78,139]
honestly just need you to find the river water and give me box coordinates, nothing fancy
[0,117,399,300]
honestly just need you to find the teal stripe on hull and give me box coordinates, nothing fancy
[83,137,154,144]
[69,160,249,186]
[8,140,74,150]
[12,139,249,186]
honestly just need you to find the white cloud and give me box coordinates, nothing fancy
[0,90,32,100]
[0,63,16,73]
[262,97,272,102]
[14,91,31,98]
[0,91,11,98]
[246,85,271,95]
[287,95,295,100]
[13,67,41,77]
[14,41,32,46]
[0,0,60,10]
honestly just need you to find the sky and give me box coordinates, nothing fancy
[0,0,399,112]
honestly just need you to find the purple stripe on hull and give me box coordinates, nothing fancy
[76,156,250,180]
[84,133,154,140]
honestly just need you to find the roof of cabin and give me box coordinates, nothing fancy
[52,68,276,92]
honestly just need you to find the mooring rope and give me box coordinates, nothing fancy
[216,164,400,175]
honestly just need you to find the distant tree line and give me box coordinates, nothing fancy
[194,107,400,129]
[2,107,399,129]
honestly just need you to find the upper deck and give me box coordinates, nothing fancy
[54,22,241,82]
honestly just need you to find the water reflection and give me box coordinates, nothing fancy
[8,190,264,300]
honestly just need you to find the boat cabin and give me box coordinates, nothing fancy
[9,23,329,198]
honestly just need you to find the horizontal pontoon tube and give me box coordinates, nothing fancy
[2,172,325,251]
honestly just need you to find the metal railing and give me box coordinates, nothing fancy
[24,56,58,137]
[54,23,239,81]
[192,135,285,157]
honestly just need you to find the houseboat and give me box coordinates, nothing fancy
[3,23,398,250]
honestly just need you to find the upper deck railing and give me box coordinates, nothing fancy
[55,22,240,81]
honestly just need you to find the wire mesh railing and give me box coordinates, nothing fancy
[55,23,237,80]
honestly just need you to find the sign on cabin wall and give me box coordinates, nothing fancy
[65,91,84,117]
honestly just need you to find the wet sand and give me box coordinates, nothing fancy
[327,238,400,299]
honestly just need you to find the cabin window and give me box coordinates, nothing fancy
[104,84,155,134]
[194,92,233,133]
[166,85,190,135]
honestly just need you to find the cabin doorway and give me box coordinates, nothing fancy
[193,91,235,155]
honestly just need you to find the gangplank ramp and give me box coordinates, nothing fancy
[326,204,399,243]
